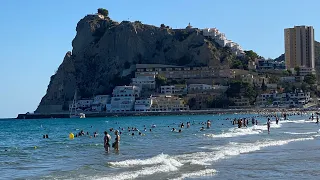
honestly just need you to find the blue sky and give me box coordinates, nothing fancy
[0,0,319,118]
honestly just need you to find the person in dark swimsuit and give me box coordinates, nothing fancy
[267,118,271,134]
[104,131,111,152]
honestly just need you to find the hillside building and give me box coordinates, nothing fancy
[284,26,315,70]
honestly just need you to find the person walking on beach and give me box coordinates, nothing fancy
[267,118,271,134]
[113,131,120,151]
[104,131,111,153]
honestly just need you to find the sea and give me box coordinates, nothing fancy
[1,113,320,180]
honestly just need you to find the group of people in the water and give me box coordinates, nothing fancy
[37,110,320,154]
[103,130,120,153]
[73,130,99,138]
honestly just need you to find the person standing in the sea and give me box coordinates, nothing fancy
[251,117,255,125]
[113,131,120,151]
[267,118,271,134]
[316,116,319,124]
[104,131,111,153]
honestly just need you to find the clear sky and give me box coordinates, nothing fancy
[0,0,319,118]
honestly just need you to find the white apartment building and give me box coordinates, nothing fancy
[150,95,189,112]
[160,85,187,95]
[291,67,316,76]
[134,98,152,111]
[109,96,135,112]
[112,86,141,98]
[76,99,93,109]
[91,95,110,112]
[132,75,156,89]
[203,28,244,56]
[108,86,141,112]
[161,85,175,94]
[188,84,213,92]
[257,89,311,108]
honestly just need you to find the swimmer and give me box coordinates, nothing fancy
[180,123,184,128]
[172,128,175,132]
[207,120,211,128]
[200,127,205,131]
[178,129,182,133]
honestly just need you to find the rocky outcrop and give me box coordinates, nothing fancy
[36,13,242,113]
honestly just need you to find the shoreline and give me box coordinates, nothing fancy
[16,108,317,119]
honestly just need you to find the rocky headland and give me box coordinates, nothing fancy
[35,10,245,113]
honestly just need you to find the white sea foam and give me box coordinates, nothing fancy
[280,119,314,124]
[98,164,181,180]
[284,132,317,135]
[176,137,314,166]
[108,153,181,167]
[104,136,314,179]
[204,122,281,138]
[205,127,262,138]
[170,169,217,180]
[101,154,183,180]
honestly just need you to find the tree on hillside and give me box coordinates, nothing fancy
[226,81,242,97]
[269,75,280,84]
[282,70,289,76]
[244,50,259,61]
[97,8,109,16]
[188,98,197,109]
[304,74,316,85]
[160,24,166,28]
[155,75,167,87]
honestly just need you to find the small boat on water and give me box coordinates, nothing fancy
[69,91,86,119]
[70,113,86,119]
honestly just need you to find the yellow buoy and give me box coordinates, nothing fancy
[69,133,74,139]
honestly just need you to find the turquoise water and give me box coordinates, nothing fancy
[1,113,320,180]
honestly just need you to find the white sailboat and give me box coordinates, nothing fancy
[70,91,86,118]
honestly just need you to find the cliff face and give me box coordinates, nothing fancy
[36,14,239,113]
